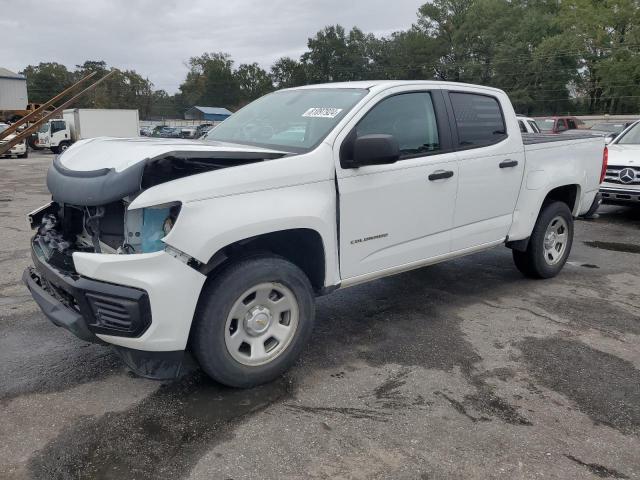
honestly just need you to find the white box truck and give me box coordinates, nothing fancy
[37,108,139,154]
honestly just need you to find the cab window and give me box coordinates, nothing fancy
[51,121,66,134]
[518,120,527,133]
[449,92,507,147]
[355,92,440,158]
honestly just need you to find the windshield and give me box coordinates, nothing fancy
[38,123,50,133]
[536,118,555,132]
[204,88,368,152]
[616,122,640,145]
[0,124,7,133]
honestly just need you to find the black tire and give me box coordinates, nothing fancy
[513,201,574,279]
[50,146,60,155]
[19,149,28,159]
[191,254,315,388]
[58,141,71,153]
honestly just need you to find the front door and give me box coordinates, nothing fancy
[336,90,459,281]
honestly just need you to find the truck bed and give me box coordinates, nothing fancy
[522,132,601,145]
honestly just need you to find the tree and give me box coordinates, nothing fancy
[21,63,74,103]
[270,57,308,88]
[179,52,241,109]
[302,25,376,82]
[235,63,273,103]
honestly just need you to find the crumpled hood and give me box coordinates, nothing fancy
[607,143,640,167]
[58,137,287,172]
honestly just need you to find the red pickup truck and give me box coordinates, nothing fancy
[535,116,587,134]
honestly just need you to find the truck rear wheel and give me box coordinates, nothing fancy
[512,201,574,279]
[191,254,315,388]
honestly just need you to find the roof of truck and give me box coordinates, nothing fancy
[288,80,504,94]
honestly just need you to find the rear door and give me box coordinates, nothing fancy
[335,88,459,280]
[445,90,525,251]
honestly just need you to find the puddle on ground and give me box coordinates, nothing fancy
[584,241,640,255]
[28,372,294,480]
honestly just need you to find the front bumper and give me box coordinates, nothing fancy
[24,240,207,379]
[25,240,207,351]
[600,186,640,204]
[0,142,26,156]
[24,244,153,341]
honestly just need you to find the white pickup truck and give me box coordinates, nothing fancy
[24,81,605,387]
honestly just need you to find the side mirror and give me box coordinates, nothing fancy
[604,133,616,144]
[345,134,400,168]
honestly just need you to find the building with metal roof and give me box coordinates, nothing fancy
[0,67,27,111]
[184,106,232,122]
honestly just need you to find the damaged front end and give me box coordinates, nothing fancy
[24,145,284,379]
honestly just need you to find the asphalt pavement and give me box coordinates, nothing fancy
[1,150,639,479]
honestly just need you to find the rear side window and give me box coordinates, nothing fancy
[356,92,440,158]
[449,92,507,147]
[518,120,527,133]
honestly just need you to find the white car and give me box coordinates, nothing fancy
[517,115,541,134]
[0,122,28,158]
[24,81,605,387]
[601,120,640,205]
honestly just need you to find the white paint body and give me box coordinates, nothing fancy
[55,81,603,352]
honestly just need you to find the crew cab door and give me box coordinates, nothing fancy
[445,90,525,251]
[335,89,459,281]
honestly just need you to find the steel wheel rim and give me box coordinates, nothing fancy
[224,282,299,366]
[543,215,569,265]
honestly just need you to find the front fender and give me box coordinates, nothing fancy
[163,179,340,287]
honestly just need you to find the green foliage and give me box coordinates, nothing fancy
[21,62,74,103]
[20,1,640,117]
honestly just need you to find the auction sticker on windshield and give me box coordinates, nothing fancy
[302,107,343,118]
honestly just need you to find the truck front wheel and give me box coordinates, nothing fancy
[191,254,315,388]
[512,201,574,279]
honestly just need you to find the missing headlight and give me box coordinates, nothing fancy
[123,202,181,253]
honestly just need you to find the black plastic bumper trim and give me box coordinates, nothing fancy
[113,347,197,380]
[27,240,152,339]
[23,267,103,343]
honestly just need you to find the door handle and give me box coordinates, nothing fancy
[499,159,518,168]
[428,170,454,181]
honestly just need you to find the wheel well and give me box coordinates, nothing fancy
[202,229,326,293]
[543,184,579,214]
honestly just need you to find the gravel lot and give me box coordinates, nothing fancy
[1,150,639,480]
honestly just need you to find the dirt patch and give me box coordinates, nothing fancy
[585,241,640,255]
[28,372,293,480]
[520,337,640,435]
[565,454,629,479]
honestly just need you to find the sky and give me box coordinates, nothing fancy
[0,0,423,94]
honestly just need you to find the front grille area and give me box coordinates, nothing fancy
[604,165,640,185]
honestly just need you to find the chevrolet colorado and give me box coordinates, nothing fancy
[23,81,605,387]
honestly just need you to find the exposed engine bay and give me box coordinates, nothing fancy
[32,148,287,271]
